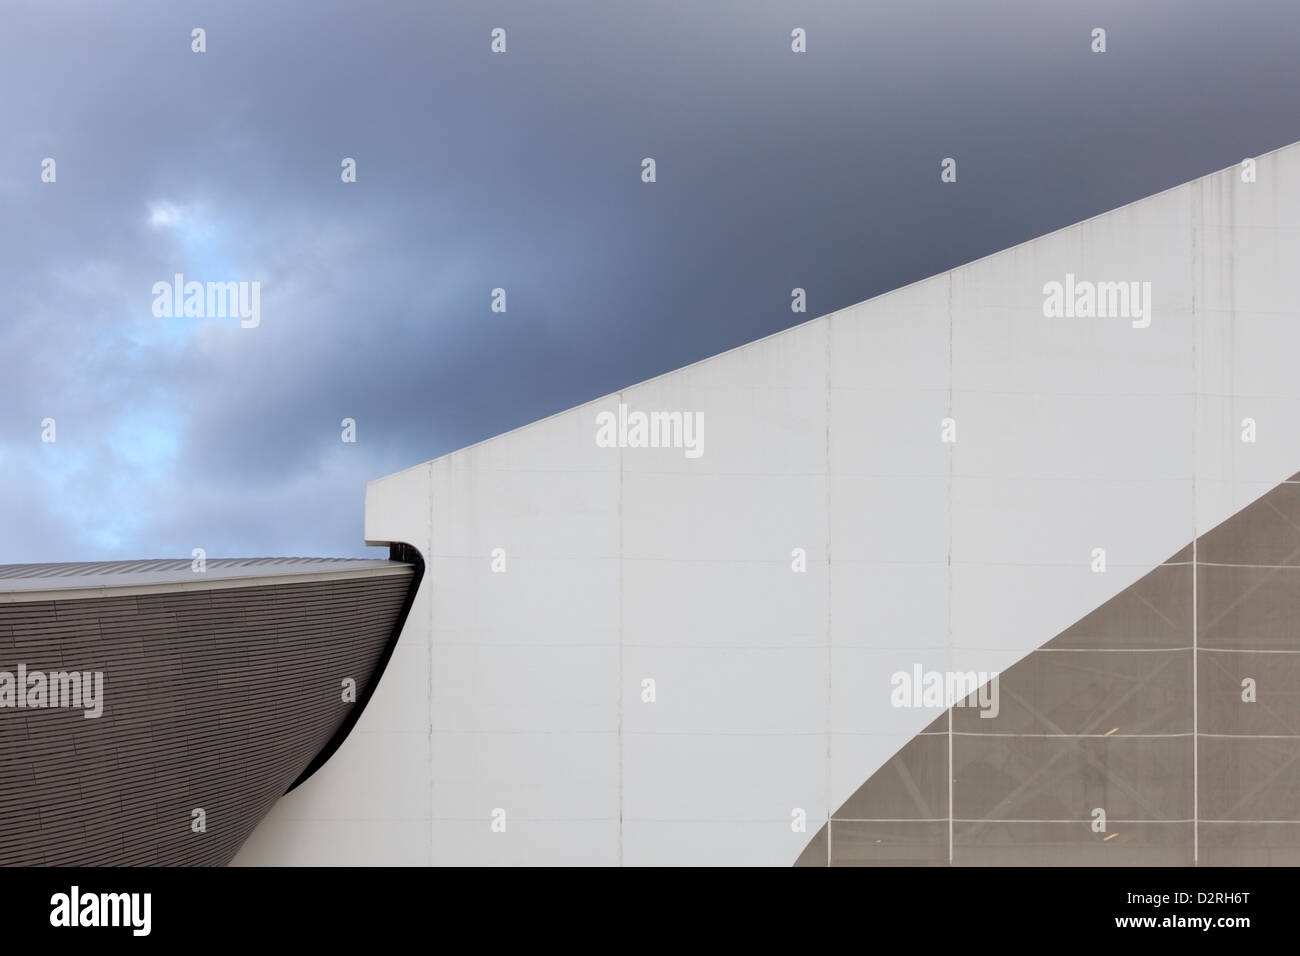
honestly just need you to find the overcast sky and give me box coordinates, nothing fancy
[3,0,1298,563]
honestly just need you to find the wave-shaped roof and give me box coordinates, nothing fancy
[0,556,413,599]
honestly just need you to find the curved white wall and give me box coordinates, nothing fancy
[236,140,1300,866]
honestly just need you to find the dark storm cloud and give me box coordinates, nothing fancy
[2,0,1298,561]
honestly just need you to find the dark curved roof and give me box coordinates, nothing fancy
[0,557,412,598]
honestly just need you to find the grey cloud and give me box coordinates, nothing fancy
[3,0,1299,562]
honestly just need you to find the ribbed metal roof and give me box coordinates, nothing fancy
[0,557,414,598]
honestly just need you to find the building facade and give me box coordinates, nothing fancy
[12,142,1300,867]
[239,141,1300,866]
[0,557,417,865]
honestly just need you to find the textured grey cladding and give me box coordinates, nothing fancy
[0,564,415,866]
[796,472,1300,866]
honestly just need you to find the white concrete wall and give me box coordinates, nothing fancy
[236,140,1300,866]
